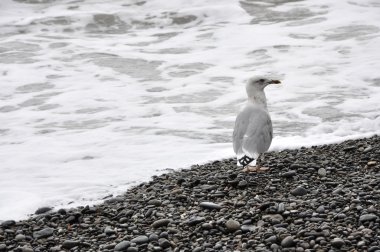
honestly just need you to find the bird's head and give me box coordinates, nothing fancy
[246,76,281,92]
[245,76,281,106]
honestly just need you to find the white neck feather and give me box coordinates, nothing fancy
[248,89,268,109]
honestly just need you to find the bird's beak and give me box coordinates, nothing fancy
[268,80,281,84]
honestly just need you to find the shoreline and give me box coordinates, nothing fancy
[1,135,379,251]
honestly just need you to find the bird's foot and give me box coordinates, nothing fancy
[242,166,270,173]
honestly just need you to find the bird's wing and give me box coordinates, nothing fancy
[233,104,273,157]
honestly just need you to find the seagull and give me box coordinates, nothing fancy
[233,76,281,172]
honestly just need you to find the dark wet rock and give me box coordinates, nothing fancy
[35,206,52,214]
[186,216,205,226]
[33,227,54,239]
[151,219,171,228]
[331,237,345,248]
[291,186,308,196]
[1,220,15,228]
[126,247,138,252]
[199,201,222,210]
[281,170,297,178]
[158,238,171,249]
[114,241,131,251]
[281,236,295,247]
[360,214,378,222]
[131,235,149,244]
[62,240,81,249]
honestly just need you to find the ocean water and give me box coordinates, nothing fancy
[1,0,379,221]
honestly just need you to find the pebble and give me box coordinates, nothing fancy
[225,219,240,232]
[360,214,378,222]
[0,220,15,228]
[281,236,295,247]
[331,237,345,248]
[126,247,138,252]
[187,216,205,226]
[35,206,52,215]
[131,235,149,244]
[151,219,171,228]
[317,168,326,177]
[291,186,308,196]
[15,234,26,241]
[33,227,54,239]
[104,226,116,235]
[158,238,171,249]
[281,170,297,178]
[62,240,80,249]
[114,241,131,251]
[199,201,222,210]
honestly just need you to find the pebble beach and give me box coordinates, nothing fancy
[1,135,379,252]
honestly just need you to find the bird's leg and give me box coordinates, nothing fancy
[242,154,270,173]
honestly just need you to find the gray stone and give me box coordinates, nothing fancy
[158,238,171,249]
[265,235,277,244]
[281,236,295,247]
[149,233,159,241]
[114,241,130,251]
[1,220,15,228]
[104,226,116,235]
[241,225,256,232]
[331,237,345,248]
[360,214,377,222]
[151,219,171,228]
[15,234,26,241]
[262,214,284,223]
[131,235,149,244]
[35,206,52,215]
[127,247,138,252]
[187,216,205,226]
[282,170,297,178]
[147,199,161,206]
[225,219,240,232]
[199,201,222,210]
[62,240,81,249]
[291,186,308,196]
[318,168,326,177]
[33,227,54,239]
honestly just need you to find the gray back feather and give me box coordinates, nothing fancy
[233,104,273,157]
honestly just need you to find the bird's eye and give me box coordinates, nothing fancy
[259,79,265,82]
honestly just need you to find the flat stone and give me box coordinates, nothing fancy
[151,219,171,228]
[262,214,284,223]
[331,237,345,248]
[35,207,52,215]
[360,214,378,222]
[199,202,222,210]
[187,216,205,226]
[281,170,297,178]
[131,235,149,244]
[62,240,81,249]
[281,236,295,247]
[225,219,240,232]
[127,247,138,252]
[105,226,116,235]
[291,186,308,196]
[147,199,162,206]
[114,241,130,251]
[33,227,54,239]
